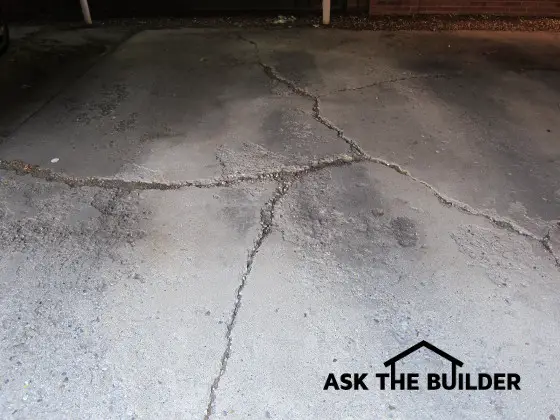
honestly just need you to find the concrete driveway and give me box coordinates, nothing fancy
[0,25,559,419]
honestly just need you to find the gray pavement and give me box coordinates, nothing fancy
[0,26,559,420]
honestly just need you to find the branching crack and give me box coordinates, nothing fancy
[1,32,559,420]
[238,34,365,157]
[236,34,560,267]
[4,34,558,267]
[203,180,292,420]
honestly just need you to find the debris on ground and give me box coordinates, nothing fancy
[272,15,297,25]
[85,14,560,32]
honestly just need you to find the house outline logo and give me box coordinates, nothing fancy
[323,340,521,392]
[383,340,463,388]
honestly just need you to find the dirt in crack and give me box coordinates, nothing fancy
[203,180,291,420]
[0,155,359,191]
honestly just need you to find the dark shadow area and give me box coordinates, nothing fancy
[2,0,348,20]
[0,26,131,139]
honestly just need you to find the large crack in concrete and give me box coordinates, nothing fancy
[1,28,558,420]
[0,155,358,190]
[237,33,560,268]
[203,180,292,420]
[2,32,558,268]
[0,29,559,420]
[237,34,366,157]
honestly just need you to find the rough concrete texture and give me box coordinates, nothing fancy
[0,26,559,419]
[0,169,274,418]
[249,30,560,238]
[1,29,346,182]
[213,163,559,419]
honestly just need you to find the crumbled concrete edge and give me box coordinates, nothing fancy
[0,155,358,190]
[203,180,292,420]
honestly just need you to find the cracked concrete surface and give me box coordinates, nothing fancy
[204,181,291,420]
[213,163,560,420]
[0,26,559,419]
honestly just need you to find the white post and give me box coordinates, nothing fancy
[80,0,93,25]
[322,0,331,25]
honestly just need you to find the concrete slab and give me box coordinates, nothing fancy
[0,29,346,182]
[0,170,274,418]
[0,25,132,139]
[247,30,560,237]
[212,162,560,420]
[0,26,559,420]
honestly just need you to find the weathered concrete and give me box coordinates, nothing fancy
[1,29,347,182]
[213,163,559,419]
[248,30,560,238]
[0,169,274,418]
[0,26,132,139]
[0,26,559,420]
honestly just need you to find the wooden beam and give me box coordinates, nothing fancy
[322,0,331,25]
[80,0,92,25]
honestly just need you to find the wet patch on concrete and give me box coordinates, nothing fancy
[1,29,347,181]
[67,83,130,125]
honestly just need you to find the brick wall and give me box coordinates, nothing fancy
[369,0,560,16]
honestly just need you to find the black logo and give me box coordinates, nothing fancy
[324,340,520,391]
